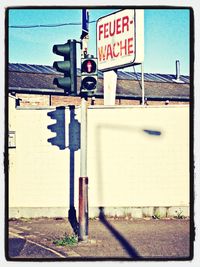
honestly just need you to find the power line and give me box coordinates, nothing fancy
[9,20,96,29]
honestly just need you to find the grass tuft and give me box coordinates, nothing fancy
[53,233,78,246]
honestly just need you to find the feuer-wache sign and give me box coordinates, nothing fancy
[97,9,144,71]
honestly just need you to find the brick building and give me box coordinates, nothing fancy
[8,63,190,107]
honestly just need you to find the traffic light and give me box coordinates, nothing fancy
[53,39,77,95]
[81,57,98,94]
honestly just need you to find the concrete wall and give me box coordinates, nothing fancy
[8,103,190,218]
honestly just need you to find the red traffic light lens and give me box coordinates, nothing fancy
[82,59,97,73]
[87,61,92,72]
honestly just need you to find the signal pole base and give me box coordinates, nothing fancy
[78,177,88,241]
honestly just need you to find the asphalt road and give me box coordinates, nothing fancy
[8,233,64,259]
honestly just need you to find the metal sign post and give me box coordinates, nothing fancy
[141,63,145,105]
[78,9,89,242]
[104,70,117,105]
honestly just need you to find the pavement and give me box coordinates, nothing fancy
[7,214,192,261]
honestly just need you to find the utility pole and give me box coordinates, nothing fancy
[78,9,89,241]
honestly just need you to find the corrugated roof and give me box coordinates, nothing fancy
[8,63,190,84]
[8,63,190,99]
[8,63,58,74]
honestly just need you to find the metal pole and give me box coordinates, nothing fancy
[80,97,87,177]
[78,9,89,241]
[79,96,88,241]
[141,63,145,105]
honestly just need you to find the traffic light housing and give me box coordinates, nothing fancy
[53,39,77,95]
[81,57,98,95]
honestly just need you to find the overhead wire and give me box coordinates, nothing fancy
[9,20,96,29]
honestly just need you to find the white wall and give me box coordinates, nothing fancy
[8,104,189,217]
[88,106,189,207]
[9,106,80,209]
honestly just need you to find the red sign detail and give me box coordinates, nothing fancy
[98,15,130,41]
[98,37,134,62]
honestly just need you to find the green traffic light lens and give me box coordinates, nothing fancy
[53,43,70,58]
[53,77,71,90]
[53,61,71,74]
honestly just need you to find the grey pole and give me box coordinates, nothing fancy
[78,9,89,242]
[80,97,87,178]
[79,95,88,241]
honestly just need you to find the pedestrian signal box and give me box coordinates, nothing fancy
[81,57,98,94]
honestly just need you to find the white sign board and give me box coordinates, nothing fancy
[97,9,144,71]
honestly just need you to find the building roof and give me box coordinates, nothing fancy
[8,63,190,100]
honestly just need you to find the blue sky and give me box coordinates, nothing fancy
[8,8,190,75]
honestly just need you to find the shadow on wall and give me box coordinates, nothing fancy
[95,123,162,205]
[47,106,66,150]
[94,124,162,259]
[47,106,80,234]
[143,129,161,136]
[68,106,80,235]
